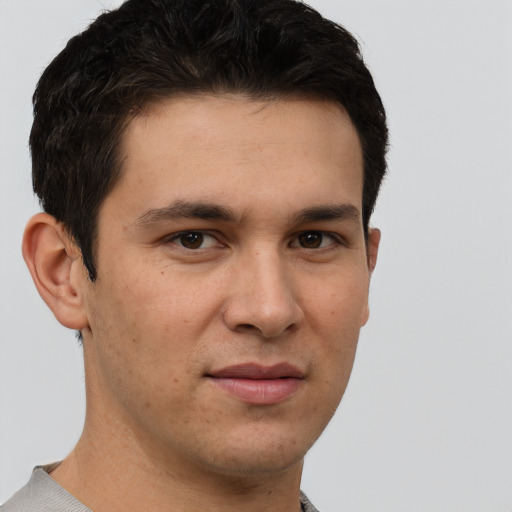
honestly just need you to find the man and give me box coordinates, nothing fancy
[1,0,387,511]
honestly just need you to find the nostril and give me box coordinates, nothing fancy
[235,321,298,338]
[223,294,305,338]
[237,323,258,332]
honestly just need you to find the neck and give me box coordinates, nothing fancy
[51,404,304,512]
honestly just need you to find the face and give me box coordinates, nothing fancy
[79,94,379,479]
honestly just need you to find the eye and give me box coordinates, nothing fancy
[292,231,340,249]
[168,231,219,250]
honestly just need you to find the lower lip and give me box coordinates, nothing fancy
[209,377,302,405]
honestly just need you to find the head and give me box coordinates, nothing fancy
[30,0,387,281]
[23,0,388,486]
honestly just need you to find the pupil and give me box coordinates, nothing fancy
[299,231,322,248]
[181,232,203,249]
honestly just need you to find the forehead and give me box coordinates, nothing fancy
[108,94,363,221]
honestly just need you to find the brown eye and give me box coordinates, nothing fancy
[179,232,204,249]
[298,231,323,248]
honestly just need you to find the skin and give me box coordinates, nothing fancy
[23,94,380,512]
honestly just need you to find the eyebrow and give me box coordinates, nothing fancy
[132,200,360,227]
[292,204,360,224]
[133,200,237,226]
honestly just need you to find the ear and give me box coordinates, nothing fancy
[22,213,89,330]
[367,227,381,276]
[361,227,381,326]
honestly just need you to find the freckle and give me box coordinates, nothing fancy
[173,378,179,383]
[160,271,164,275]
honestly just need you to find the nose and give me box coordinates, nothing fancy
[222,249,305,338]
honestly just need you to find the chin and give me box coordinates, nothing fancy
[196,428,313,478]
[207,451,304,479]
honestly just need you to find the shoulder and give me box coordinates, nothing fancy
[1,467,91,512]
[300,491,322,512]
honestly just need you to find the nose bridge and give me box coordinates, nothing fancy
[224,242,303,337]
[249,246,292,307]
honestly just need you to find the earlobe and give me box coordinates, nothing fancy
[22,213,89,330]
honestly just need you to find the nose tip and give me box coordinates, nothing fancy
[222,258,304,338]
[229,303,302,339]
[224,300,304,339]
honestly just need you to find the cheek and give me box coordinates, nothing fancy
[304,270,368,387]
[86,264,227,391]
[85,279,206,432]
[97,262,218,334]
[307,270,369,333]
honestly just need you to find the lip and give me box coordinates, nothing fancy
[206,363,304,405]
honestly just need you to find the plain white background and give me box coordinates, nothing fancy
[1,1,511,510]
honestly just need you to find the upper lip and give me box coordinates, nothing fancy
[207,362,304,379]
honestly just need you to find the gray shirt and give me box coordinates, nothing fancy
[1,466,320,512]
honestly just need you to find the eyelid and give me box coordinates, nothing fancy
[289,230,347,249]
[159,229,347,251]
[163,230,224,249]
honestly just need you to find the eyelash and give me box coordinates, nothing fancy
[163,230,345,251]
[165,231,221,250]
[290,231,344,250]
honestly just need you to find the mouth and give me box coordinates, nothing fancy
[206,363,305,405]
